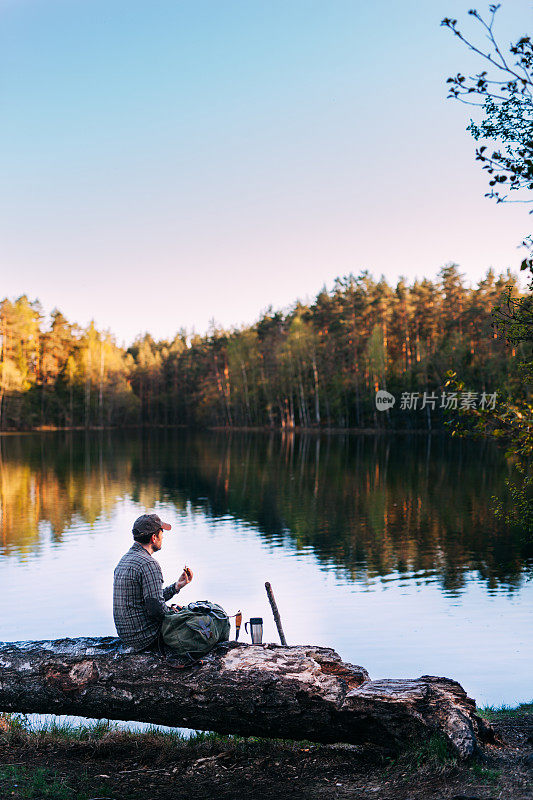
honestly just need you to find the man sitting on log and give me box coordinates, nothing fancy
[113,513,193,652]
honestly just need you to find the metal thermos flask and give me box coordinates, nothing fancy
[245,617,263,644]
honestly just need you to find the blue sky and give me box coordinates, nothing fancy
[1,0,531,343]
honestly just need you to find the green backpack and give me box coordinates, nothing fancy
[161,600,230,660]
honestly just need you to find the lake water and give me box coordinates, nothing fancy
[0,429,531,713]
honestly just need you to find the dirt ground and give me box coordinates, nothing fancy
[0,708,532,800]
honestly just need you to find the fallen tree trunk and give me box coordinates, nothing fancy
[0,637,493,758]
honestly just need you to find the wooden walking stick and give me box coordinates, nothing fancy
[265,581,287,645]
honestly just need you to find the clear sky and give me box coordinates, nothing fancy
[1,0,531,344]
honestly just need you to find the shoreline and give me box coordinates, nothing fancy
[0,423,461,437]
[0,704,531,799]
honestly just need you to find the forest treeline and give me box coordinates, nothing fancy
[0,265,525,431]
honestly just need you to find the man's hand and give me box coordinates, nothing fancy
[175,565,193,592]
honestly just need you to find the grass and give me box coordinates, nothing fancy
[1,700,531,786]
[385,733,457,775]
[0,764,109,800]
[1,713,119,743]
[384,730,505,790]
[469,762,502,783]
[0,712,313,759]
[478,701,533,720]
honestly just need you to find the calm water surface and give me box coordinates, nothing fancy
[0,430,531,711]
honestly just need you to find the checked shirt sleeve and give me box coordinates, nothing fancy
[141,558,177,622]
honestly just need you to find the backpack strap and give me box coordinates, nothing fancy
[165,652,206,670]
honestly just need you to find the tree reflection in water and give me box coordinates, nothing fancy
[0,430,529,593]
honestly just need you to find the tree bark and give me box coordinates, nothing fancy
[0,638,493,759]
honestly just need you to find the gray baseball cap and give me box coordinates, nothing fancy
[132,513,172,538]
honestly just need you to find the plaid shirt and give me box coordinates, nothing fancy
[113,542,178,651]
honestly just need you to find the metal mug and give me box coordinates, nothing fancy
[245,617,263,644]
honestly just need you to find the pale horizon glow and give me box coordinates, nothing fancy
[1,0,531,344]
